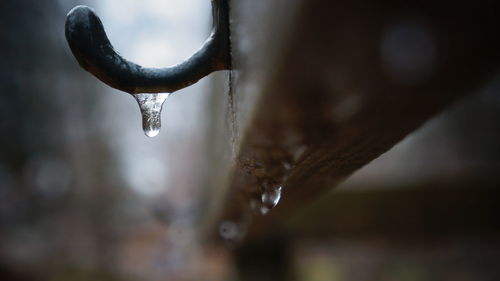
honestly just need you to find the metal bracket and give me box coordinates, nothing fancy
[65,0,231,94]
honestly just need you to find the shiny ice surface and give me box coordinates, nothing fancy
[133,93,169,137]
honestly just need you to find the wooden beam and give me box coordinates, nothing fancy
[205,0,500,242]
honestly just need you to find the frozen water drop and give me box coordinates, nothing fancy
[219,220,240,241]
[133,93,169,137]
[250,199,270,216]
[261,185,282,210]
[292,145,307,162]
[260,206,270,215]
[250,199,260,212]
[282,161,293,171]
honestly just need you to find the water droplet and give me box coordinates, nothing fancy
[219,220,240,241]
[250,199,269,215]
[261,185,282,210]
[381,20,436,85]
[282,161,293,171]
[133,93,169,137]
[332,95,363,122]
[293,145,307,162]
[23,156,72,200]
[250,199,260,212]
[260,206,270,215]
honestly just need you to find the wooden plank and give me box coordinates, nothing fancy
[205,0,500,242]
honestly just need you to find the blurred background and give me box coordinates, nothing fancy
[1,0,500,280]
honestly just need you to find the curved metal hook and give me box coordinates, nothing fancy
[65,0,231,94]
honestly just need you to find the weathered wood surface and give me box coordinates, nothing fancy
[204,0,500,241]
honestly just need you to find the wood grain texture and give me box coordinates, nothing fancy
[208,0,500,242]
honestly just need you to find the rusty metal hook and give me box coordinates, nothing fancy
[65,0,231,94]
